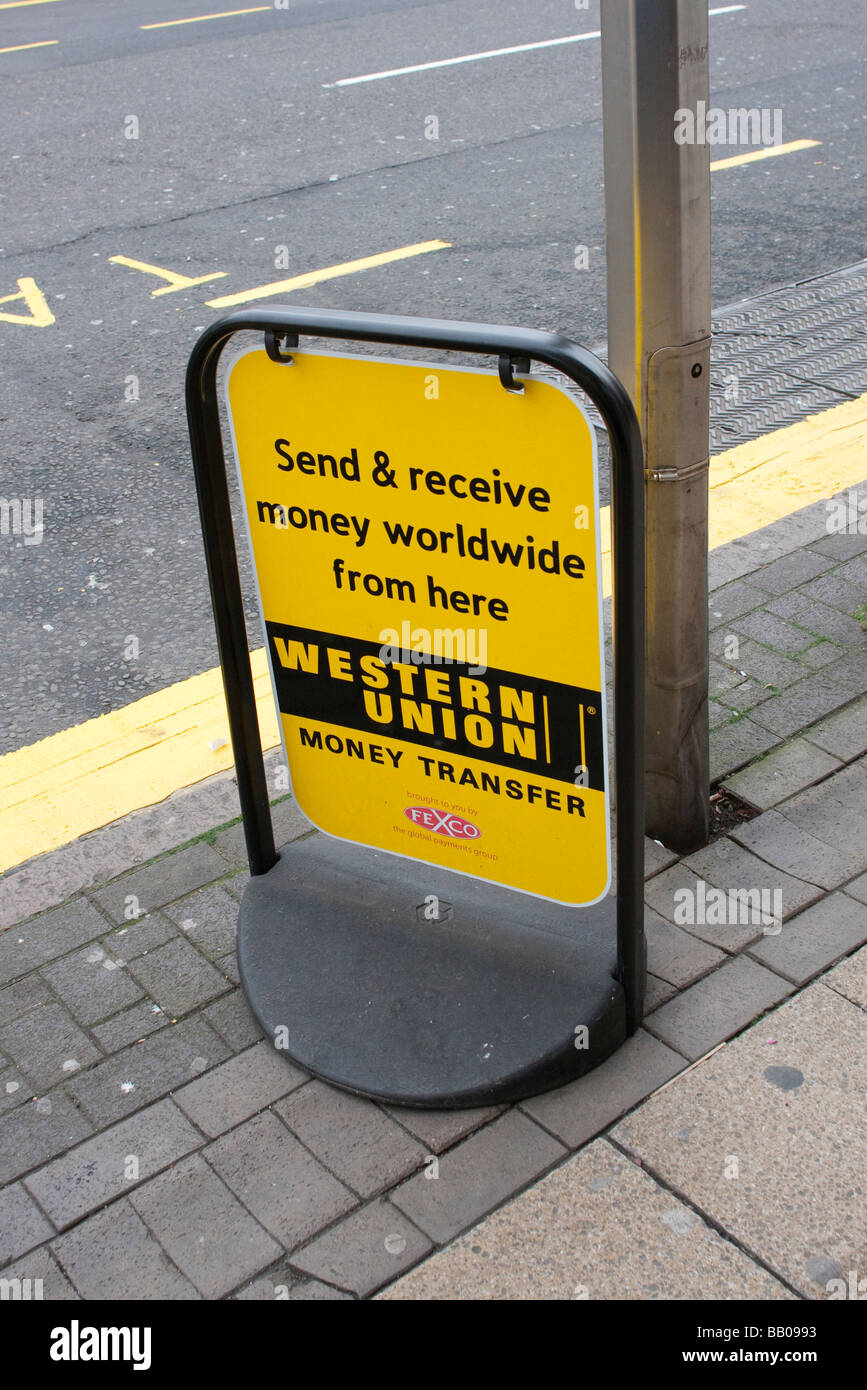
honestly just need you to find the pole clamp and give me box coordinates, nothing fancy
[645,457,709,484]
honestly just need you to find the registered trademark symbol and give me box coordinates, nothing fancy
[587,706,596,715]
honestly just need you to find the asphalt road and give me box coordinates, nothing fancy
[1,0,864,752]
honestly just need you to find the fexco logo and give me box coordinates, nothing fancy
[404,807,481,839]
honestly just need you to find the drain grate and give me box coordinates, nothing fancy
[710,259,867,448]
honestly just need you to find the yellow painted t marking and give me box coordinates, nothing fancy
[207,240,451,307]
[0,39,58,52]
[141,7,270,29]
[109,255,227,296]
[0,277,55,326]
[711,139,820,171]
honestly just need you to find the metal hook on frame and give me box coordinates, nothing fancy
[265,329,299,364]
[498,353,531,393]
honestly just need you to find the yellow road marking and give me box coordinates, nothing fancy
[109,255,227,296]
[0,38,58,52]
[3,393,866,874]
[0,0,61,8]
[0,277,55,326]
[141,6,270,29]
[206,240,452,308]
[710,139,821,171]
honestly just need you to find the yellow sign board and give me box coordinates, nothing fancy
[226,349,609,905]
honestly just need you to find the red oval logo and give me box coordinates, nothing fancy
[404,807,481,839]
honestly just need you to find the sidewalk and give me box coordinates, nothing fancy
[2,275,866,1300]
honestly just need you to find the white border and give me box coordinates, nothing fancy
[224,343,611,908]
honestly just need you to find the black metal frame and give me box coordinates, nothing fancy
[186,307,646,1031]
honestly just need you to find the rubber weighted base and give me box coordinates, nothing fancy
[238,835,627,1108]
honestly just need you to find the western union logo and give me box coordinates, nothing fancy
[267,621,604,790]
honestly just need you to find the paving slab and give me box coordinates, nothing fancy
[0,898,109,986]
[276,1082,429,1199]
[105,912,179,960]
[41,944,144,1026]
[800,695,867,761]
[766,591,866,645]
[126,937,229,1018]
[644,974,677,1012]
[748,549,834,594]
[52,1199,200,1300]
[163,883,239,959]
[723,738,841,809]
[213,799,311,866]
[643,955,792,1061]
[0,1181,55,1268]
[519,1028,685,1149]
[0,1090,93,1186]
[0,975,52,1029]
[748,893,867,984]
[612,983,867,1299]
[23,1098,203,1230]
[824,648,867,694]
[708,699,733,729]
[203,989,263,1052]
[822,759,867,816]
[0,1064,33,1115]
[712,676,773,714]
[747,674,854,740]
[173,1040,306,1138]
[822,943,867,1009]
[796,571,865,614]
[90,843,229,924]
[776,782,867,865]
[235,1270,353,1301]
[66,1016,230,1127]
[710,717,781,781]
[707,578,767,626]
[378,1139,791,1301]
[129,1154,282,1299]
[843,871,867,906]
[384,1104,502,1155]
[644,908,727,987]
[206,1110,357,1248]
[216,951,240,985]
[731,609,818,655]
[0,1245,79,1300]
[289,1198,433,1297]
[390,1110,567,1246]
[91,1001,169,1052]
[799,639,849,671]
[644,863,769,952]
[810,531,867,561]
[682,837,823,922]
[643,837,679,879]
[0,1002,102,1091]
[731,810,863,889]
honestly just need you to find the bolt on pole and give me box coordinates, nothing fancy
[601,0,712,853]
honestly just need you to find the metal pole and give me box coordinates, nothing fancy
[601,0,711,852]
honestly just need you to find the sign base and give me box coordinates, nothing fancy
[238,834,627,1108]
